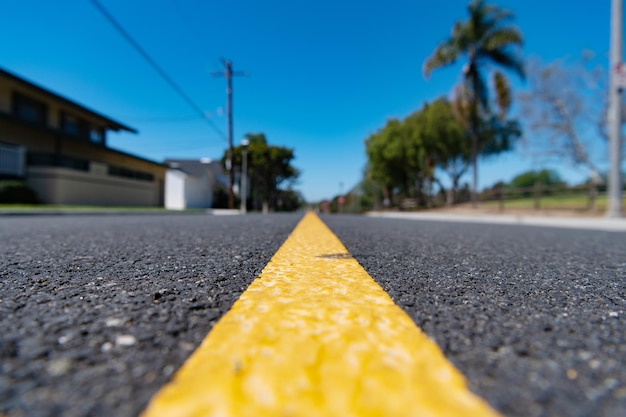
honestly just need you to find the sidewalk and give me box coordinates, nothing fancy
[366,207,626,232]
[0,207,240,216]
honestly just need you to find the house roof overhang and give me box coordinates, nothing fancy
[0,67,138,134]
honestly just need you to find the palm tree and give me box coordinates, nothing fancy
[423,0,524,206]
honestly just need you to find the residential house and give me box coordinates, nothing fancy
[164,158,233,210]
[0,68,166,206]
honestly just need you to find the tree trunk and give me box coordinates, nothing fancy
[448,175,461,206]
[470,128,479,208]
[382,186,391,208]
[587,182,598,212]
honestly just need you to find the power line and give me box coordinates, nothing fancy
[90,0,225,140]
[121,114,206,123]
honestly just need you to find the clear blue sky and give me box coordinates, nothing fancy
[0,0,616,202]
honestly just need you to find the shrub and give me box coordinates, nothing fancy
[0,181,41,204]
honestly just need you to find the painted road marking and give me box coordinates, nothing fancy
[142,212,500,417]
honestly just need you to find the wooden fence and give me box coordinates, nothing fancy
[480,183,604,211]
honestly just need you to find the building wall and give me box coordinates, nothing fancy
[184,175,213,209]
[0,80,12,114]
[0,120,56,153]
[1,77,58,128]
[164,169,214,210]
[28,166,160,206]
[165,170,186,210]
[0,72,167,206]
[0,121,164,178]
[0,77,110,131]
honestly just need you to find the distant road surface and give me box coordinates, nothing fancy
[1,213,624,417]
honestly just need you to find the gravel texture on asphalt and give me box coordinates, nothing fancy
[322,215,626,417]
[0,213,300,417]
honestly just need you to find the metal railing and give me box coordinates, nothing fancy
[27,152,90,172]
[0,143,25,178]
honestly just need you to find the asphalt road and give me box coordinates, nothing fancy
[323,215,626,417]
[1,213,625,417]
[0,214,301,417]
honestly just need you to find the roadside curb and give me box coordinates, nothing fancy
[366,211,626,232]
[0,209,226,217]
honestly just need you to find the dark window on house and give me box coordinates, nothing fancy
[61,112,80,136]
[108,165,154,182]
[90,127,105,145]
[60,112,91,141]
[27,152,89,171]
[13,92,47,126]
[60,112,106,145]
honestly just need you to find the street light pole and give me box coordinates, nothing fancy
[608,0,623,218]
[240,139,249,214]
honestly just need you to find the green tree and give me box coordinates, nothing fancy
[508,169,565,189]
[365,99,474,208]
[364,118,423,205]
[224,133,300,212]
[424,0,524,206]
[274,189,305,212]
[358,165,385,211]
[420,97,469,205]
[452,81,521,166]
[403,109,437,206]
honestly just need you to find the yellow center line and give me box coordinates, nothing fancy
[142,212,500,417]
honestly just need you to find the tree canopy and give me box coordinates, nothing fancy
[223,133,300,212]
[508,169,565,189]
[365,98,472,206]
[363,91,523,208]
[423,0,524,205]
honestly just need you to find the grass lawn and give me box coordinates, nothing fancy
[482,195,626,211]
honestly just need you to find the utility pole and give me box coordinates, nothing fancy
[240,138,249,214]
[338,181,344,214]
[214,59,246,209]
[608,0,624,218]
